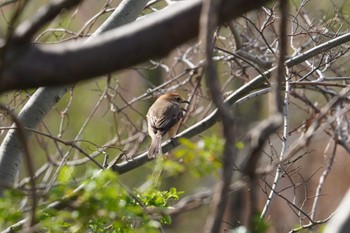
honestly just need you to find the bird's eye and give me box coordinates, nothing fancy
[176,97,181,102]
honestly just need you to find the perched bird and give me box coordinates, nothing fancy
[146,93,190,158]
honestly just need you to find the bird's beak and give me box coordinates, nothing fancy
[181,100,191,104]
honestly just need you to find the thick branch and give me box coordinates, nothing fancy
[200,0,236,232]
[0,0,270,92]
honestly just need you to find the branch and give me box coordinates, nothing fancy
[289,214,333,233]
[0,0,271,92]
[199,0,237,232]
[287,33,350,68]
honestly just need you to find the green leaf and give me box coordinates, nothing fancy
[160,214,172,224]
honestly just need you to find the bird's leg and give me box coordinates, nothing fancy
[169,137,177,147]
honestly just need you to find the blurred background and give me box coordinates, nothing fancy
[0,0,350,232]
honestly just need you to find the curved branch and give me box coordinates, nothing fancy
[200,0,237,232]
[0,0,271,92]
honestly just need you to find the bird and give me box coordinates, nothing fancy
[146,93,190,158]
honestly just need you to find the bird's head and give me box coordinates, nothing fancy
[159,93,191,105]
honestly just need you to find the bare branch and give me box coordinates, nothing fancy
[199,0,237,231]
[0,0,271,92]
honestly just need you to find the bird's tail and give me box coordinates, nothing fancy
[148,134,162,158]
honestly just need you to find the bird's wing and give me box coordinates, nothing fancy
[150,105,183,134]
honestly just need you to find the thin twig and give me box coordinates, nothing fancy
[310,139,337,221]
[260,0,290,219]
[289,213,333,233]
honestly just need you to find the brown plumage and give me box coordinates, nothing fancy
[146,93,190,158]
